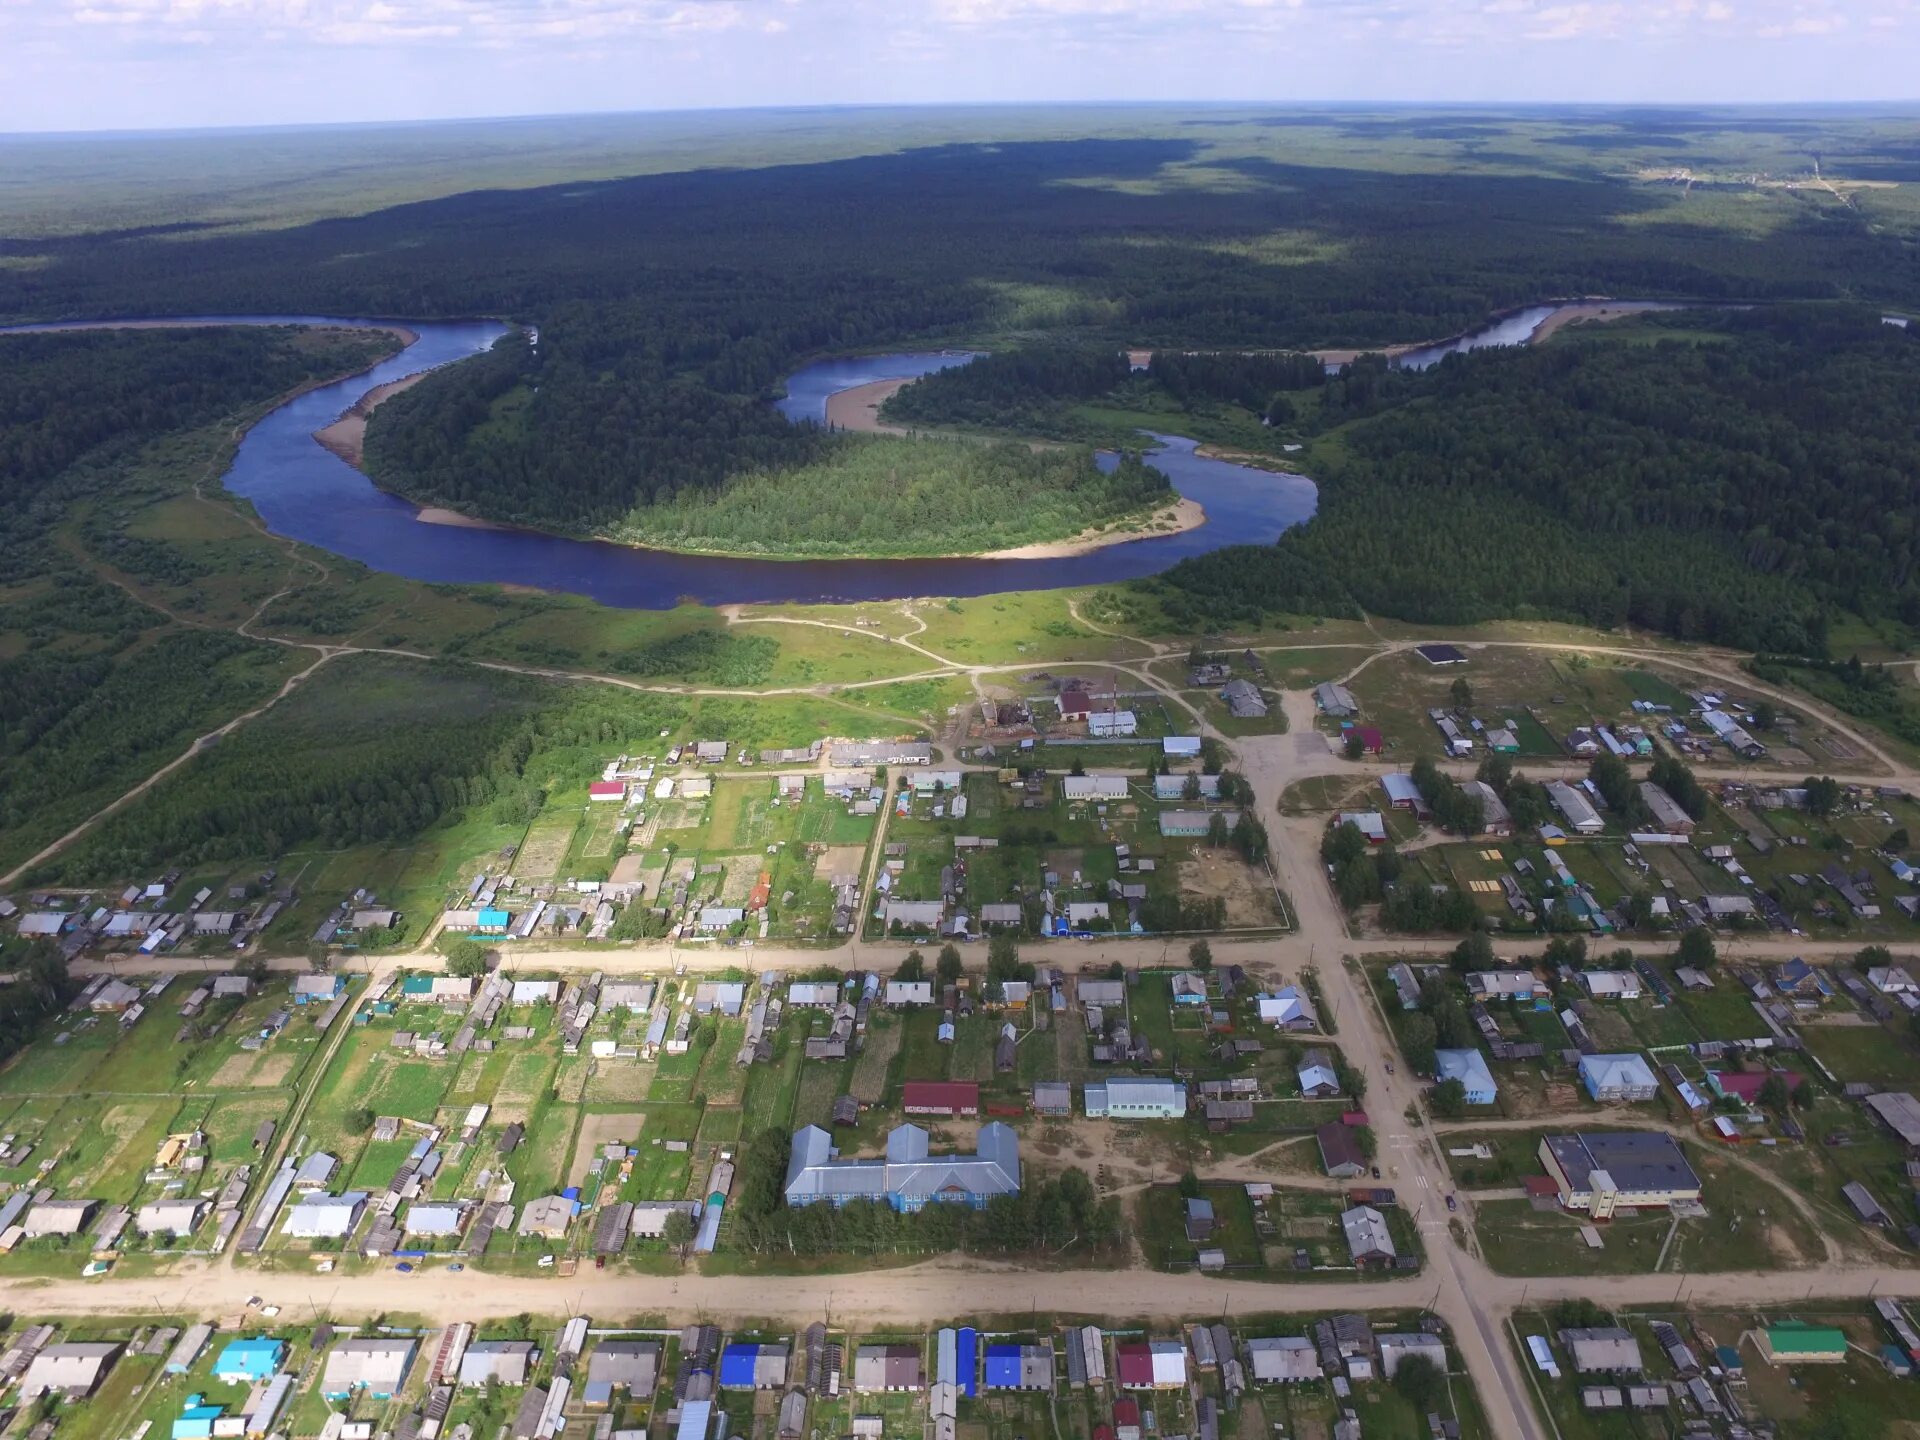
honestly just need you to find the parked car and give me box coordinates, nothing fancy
[395,1262,414,1273]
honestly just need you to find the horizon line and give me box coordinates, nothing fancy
[7,96,1920,143]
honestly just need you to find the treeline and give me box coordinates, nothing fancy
[882,345,1327,437]
[0,948,80,1074]
[1322,817,1476,933]
[42,655,689,882]
[729,1127,1125,1257]
[883,346,1132,431]
[1148,350,1325,409]
[610,437,1170,558]
[1152,308,1920,651]
[1750,653,1920,750]
[603,631,779,687]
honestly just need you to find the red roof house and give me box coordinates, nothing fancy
[1057,686,1094,722]
[1708,1070,1801,1104]
[1113,1400,1141,1429]
[901,1080,981,1117]
[1350,727,1385,755]
[588,781,626,801]
[1115,1346,1155,1387]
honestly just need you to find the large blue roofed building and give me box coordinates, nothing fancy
[784,1123,1019,1213]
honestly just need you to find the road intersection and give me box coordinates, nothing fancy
[20,617,1920,1439]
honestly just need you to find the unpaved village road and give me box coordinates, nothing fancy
[18,578,1920,1437]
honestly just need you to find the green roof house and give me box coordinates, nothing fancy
[1756,1323,1848,1365]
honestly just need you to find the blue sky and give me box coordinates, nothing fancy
[3,0,1913,132]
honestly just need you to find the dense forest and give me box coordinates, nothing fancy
[40,655,692,883]
[880,345,1326,444]
[882,346,1134,433]
[8,132,1920,549]
[0,632,300,874]
[1149,307,1920,652]
[0,326,415,874]
[0,326,394,581]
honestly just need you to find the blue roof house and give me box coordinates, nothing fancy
[1433,1049,1498,1106]
[718,1343,787,1390]
[173,1404,224,1440]
[982,1344,1056,1391]
[213,1338,286,1384]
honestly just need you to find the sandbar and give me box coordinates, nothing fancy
[413,506,508,532]
[973,495,1206,560]
[313,371,430,467]
[823,377,913,434]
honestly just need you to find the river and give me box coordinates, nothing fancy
[3,300,1662,610]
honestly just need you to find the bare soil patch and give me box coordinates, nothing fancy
[1179,850,1283,927]
[814,846,865,882]
[570,1110,645,1187]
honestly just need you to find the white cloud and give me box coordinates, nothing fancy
[6,0,1918,128]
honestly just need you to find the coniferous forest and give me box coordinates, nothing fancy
[1148,306,1920,649]
[7,119,1920,645]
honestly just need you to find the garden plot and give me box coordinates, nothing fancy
[571,802,631,862]
[516,807,584,878]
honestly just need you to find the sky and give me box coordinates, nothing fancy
[3,0,1916,132]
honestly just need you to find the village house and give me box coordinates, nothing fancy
[1316,1122,1368,1180]
[1578,1053,1659,1102]
[1433,1049,1498,1105]
[1637,782,1696,835]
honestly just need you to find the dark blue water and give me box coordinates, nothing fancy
[1392,300,1686,370]
[1,319,1318,608]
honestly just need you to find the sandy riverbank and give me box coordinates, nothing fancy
[1307,341,1420,367]
[413,506,509,531]
[312,370,431,467]
[1527,300,1670,343]
[973,494,1206,559]
[823,376,913,434]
